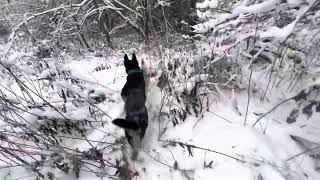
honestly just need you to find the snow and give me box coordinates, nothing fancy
[196,0,219,9]
[66,52,318,179]
[233,0,280,14]
[258,0,320,41]
[192,13,234,33]
[259,165,286,180]
[287,0,306,7]
[1,0,320,179]
[0,48,319,179]
[260,23,295,40]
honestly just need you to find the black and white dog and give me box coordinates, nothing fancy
[112,53,148,149]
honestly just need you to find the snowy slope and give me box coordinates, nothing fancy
[1,49,319,180]
[59,53,320,180]
[1,0,320,179]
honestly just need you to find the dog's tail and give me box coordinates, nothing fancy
[112,118,139,130]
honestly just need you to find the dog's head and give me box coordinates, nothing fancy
[124,53,140,73]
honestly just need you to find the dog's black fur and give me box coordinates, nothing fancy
[112,53,148,148]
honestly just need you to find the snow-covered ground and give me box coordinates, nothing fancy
[0,48,319,179]
[0,0,319,178]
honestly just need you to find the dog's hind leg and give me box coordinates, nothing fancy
[125,131,134,147]
[125,131,139,160]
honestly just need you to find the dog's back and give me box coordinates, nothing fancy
[125,87,148,146]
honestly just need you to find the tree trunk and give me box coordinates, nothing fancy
[139,0,154,43]
[92,0,113,48]
[72,16,94,52]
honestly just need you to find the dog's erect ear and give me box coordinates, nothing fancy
[124,54,129,61]
[112,118,139,130]
[132,53,139,66]
[124,54,130,66]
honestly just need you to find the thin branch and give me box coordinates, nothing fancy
[244,17,259,126]
[143,150,193,172]
[111,0,142,18]
[160,139,246,163]
[2,0,90,57]
[252,97,294,127]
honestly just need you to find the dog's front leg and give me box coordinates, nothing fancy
[121,83,128,103]
[121,83,128,115]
